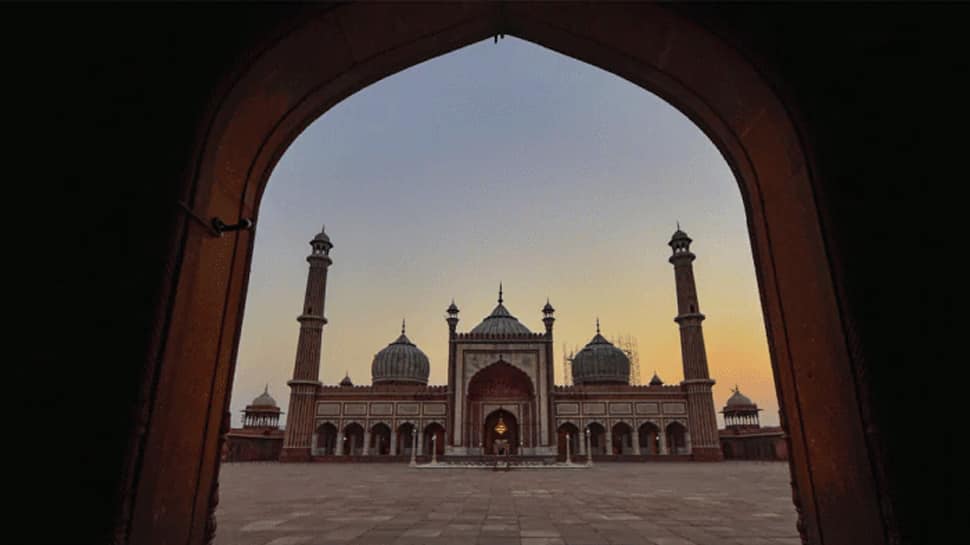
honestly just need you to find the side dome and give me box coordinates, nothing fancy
[469,285,532,335]
[371,322,430,385]
[571,322,630,385]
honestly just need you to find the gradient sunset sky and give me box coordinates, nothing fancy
[229,37,779,428]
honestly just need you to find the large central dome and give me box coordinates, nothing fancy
[571,321,630,385]
[371,321,430,384]
[469,285,532,335]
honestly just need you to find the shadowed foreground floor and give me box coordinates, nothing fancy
[215,461,798,545]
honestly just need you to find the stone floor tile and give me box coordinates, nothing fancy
[402,528,442,537]
[521,539,566,545]
[265,538,314,545]
[521,530,561,537]
[476,538,522,545]
[215,462,796,545]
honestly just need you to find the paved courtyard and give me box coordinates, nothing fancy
[215,462,799,545]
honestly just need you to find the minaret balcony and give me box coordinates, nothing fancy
[297,314,328,324]
[674,312,706,324]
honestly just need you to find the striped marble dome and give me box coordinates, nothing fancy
[571,321,630,385]
[371,322,430,385]
[469,285,532,335]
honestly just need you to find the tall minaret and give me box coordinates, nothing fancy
[281,225,333,462]
[445,299,459,448]
[669,226,722,460]
[542,298,556,445]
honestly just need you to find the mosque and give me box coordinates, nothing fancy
[225,226,786,463]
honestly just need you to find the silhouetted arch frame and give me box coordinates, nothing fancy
[124,4,889,545]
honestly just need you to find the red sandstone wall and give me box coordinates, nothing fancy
[225,434,284,462]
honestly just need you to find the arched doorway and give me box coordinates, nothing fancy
[124,5,891,544]
[483,409,518,455]
[666,422,687,456]
[315,423,337,455]
[423,423,445,457]
[466,361,534,452]
[342,423,364,456]
[557,423,580,460]
[397,422,415,457]
[638,422,660,456]
[612,422,634,455]
[370,423,391,456]
[587,422,607,455]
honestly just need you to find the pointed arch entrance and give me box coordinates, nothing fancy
[483,409,517,455]
[466,361,534,453]
[121,4,892,545]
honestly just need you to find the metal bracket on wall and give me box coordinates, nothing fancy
[177,201,254,237]
[211,217,255,236]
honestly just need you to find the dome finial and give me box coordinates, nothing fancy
[596,317,601,334]
[677,220,680,231]
[402,318,406,335]
[498,282,503,304]
[264,383,269,394]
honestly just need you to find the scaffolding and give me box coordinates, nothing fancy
[562,343,574,385]
[562,336,641,385]
[610,334,641,385]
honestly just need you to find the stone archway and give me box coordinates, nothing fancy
[397,422,416,457]
[342,423,364,456]
[466,362,534,451]
[612,422,634,455]
[666,422,688,456]
[587,422,607,455]
[369,423,391,456]
[638,422,661,456]
[557,422,580,460]
[315,423,337,455]
[423,422,445,457]
[122,4,889,544]
[483,409,518,455]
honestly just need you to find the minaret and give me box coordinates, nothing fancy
[445,299,459,448]
[669,226,722,460]
[542,298,555,445]
[281,225,333,462]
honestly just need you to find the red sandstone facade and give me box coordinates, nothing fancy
[224,227,778,463]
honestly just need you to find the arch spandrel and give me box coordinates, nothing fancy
[462,351,538,393]
[556,419,580,430]
[637,419,661,430]
[466,361,535,400]
[369,422,392,432]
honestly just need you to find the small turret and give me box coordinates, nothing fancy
[446,299,459,335]
[542,298,555,336]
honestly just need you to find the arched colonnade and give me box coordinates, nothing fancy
[557,421,689,457]
[312,421,445,456]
